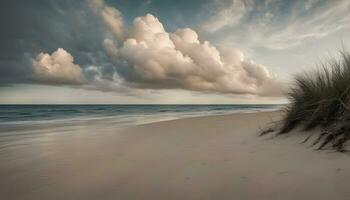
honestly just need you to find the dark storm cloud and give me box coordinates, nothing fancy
[0,0,210,86]
[0,0,112,85]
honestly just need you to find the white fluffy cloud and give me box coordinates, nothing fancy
[94,2,282,96]
[32,48,86,85]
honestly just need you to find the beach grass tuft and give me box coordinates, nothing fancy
[278,49,350,151]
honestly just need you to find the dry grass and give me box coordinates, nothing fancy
[271,49,350,151]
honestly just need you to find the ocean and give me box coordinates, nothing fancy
[0,104,282,128]
[0,104,282,152]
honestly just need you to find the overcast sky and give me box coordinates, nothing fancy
[1,0,350,104]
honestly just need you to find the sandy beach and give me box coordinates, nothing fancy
[2,0,350,199]
[1,111,350,200]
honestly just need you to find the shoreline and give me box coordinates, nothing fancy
[0,109,282,133]
[1,111,350,200]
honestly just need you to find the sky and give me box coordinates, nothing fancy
[0,0,350,104]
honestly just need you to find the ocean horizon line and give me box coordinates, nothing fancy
[0,103,285,106]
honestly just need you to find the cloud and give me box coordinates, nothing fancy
[94,2,283,96]
[80,65,144,96]
[201,0,350,50]
[201,0,252,33]
[0,0,110,86]
[32,48,86,85]
[90,0,125,42]
[261,1,350,49]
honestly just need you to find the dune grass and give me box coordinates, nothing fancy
[278,49,350,152]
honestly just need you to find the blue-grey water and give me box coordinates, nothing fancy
[0,104,282,128]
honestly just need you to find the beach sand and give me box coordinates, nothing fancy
[1,111,350,200]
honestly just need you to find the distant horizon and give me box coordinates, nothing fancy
[0,103,285,105]
[0,104,282,127]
